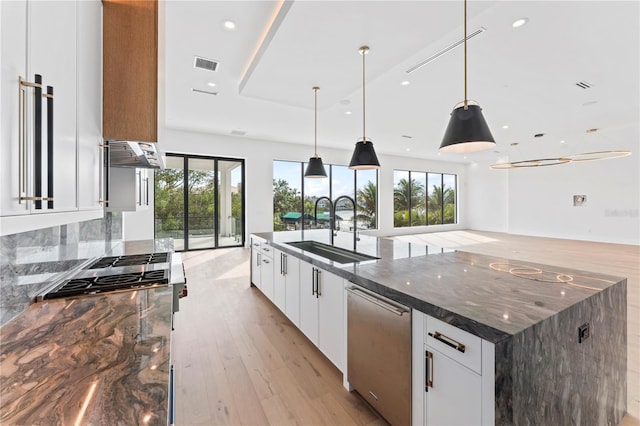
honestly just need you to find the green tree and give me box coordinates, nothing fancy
[394,178,424,227]
[356,181,377,229]
[428,184,443,225]
[273,178,302,231]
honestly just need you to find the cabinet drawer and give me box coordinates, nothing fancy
[260,242,274,259]
[425,315,482,374]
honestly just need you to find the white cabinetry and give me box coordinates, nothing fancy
[106,167,149,211]
[274,249,300,320]
[0,0,103,234]
[77,0,102,211]
[299,261,345,372]
[412,311,495,426]
[249,235,274,301]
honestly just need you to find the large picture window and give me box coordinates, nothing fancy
[273,160,378,232]
[394,170,456,227]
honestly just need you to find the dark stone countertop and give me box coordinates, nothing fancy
[253,231,625,343]
[0,239,175,425]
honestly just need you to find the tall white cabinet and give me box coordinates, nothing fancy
[0,0,103,234]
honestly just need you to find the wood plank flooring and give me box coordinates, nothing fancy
[173,231,639,425]
[172,248,383,426]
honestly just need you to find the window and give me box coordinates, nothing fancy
[273,160,378,232]
[394,170,456,227]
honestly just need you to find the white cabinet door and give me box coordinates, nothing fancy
[76,0,102,211]
[0,1,29,216]
[106,167,149,211]
[251,241,261,289]
[273,250,287,312]
[260,253,274,301]
[284,253,301,326]
[30,1,77,212]
[317,269,345,372]
[425,345,482,426]
[299,261,319,344]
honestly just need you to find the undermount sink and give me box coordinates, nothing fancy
[286,241,379,264]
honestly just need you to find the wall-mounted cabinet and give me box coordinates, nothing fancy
[0,0,103,235]
[103,0,158,143]
[106,167,150,212]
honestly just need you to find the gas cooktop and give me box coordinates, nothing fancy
[39,252,172,301]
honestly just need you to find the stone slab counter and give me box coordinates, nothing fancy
[0,286,172,425]
[253,231,627,424]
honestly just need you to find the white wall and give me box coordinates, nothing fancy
[466,124,640,245]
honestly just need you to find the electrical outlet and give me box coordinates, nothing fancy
[578,323,590,343]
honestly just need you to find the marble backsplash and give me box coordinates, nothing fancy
[0,213,123,326]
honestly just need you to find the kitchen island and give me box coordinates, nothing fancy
[0,240,177,426]
[252,231,627,425]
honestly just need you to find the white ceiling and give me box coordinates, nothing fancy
[164,1,640,165]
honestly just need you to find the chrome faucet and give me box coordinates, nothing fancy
[314,196,334,245]
[333,195,358,251]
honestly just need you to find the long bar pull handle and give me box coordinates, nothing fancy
[425,350,434,390]
[98,143,109,205]
[18,77,27,203]
[256,252,261,267]
[33,74,43,209]
[145,177,149,206]
[346,287,409,316]
[45,85,54,209]
[283,254,287,275]
[137,170,142,206]
[428,331,466,353]
[311,267,316,295]
[316,269,321,298]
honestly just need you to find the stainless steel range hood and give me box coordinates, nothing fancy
[108,140,165,169]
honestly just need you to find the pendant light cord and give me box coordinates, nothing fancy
[313,86,319,157]
[360,46,369,144]
[463,0,468,109]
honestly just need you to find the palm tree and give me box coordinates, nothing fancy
[356,181,377,229]
[394,178,425,226]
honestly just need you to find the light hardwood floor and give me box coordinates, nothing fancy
[172,248,385,426]
[174,231,639,425]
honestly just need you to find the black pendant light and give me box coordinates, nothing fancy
[304,86,328,178]
[349,46,380,170]
[439,0,495,153]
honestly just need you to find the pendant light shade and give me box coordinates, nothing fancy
[349,46,380,170]
[440,102,495,153]
[439,0,495,153]
[349,139,380,170]
[304,86,328,178]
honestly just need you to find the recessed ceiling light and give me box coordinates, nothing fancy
[406,148,411,152]
[223,20,236,30]
[345,111,352,115]
[502,124,509,129]
[560,140,565,144]
[401,80,410,86]
[512,18,528,28]
[207,82,216,87]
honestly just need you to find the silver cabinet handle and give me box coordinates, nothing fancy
[283,254,287,275]
[145,177,149,206]
[346,287,409,316]
[316,269,321,297]
[18,77,28,203]
[98,142,109,205]
[425,350,434,390]
[428,331,466,353]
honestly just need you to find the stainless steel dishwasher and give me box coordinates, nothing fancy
[346,285,411,425]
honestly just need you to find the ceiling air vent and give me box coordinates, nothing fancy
[231,129,247,136]
[191,88,218,96]
[194,56,219,72]
[575,81,592,89]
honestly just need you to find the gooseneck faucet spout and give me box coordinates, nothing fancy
[314,196,334,245]
[333,195,358,251]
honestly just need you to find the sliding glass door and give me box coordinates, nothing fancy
[155,154,245,251]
